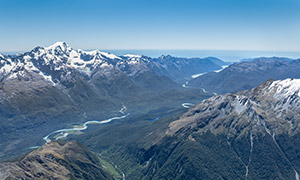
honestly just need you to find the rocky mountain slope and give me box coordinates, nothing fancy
[189,57,300,94]
[79,78,300,179]
[147,78,300,179]
[0,141,113,180]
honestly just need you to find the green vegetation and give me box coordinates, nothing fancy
[97,154,123,180]
[71,105,300,180]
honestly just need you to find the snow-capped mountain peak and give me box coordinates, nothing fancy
[123,54,142,58]
[79,49,99,56]
[168,78,300,142]
[46,41,71,52]
[270,78,300,98]
[97,51,121,60]
[0,42,155,85]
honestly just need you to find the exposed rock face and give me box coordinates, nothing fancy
[169,78,300,137]
[0,141,113,180]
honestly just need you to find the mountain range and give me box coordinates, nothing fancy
[2,42,300,179]
[0,42,226,87]
[0,42,222,160]
[188,57,300,94]
[74,78,300,180]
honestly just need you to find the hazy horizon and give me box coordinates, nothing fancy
[2,48,300,62]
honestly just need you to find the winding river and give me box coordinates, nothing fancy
[182,103,195,109]
[43,113,130,142]
[44,101,198,143]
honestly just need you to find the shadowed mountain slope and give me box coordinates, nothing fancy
[0,141,113,180]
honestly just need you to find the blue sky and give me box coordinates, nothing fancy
[0,0,300,52]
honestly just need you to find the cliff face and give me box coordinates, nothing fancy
[0,141,113,180]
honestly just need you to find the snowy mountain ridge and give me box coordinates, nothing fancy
[269,78,300,98]
[0,42,156,84]
[164,78,300,180]
[167,78,300,139]
[0,42,225,86]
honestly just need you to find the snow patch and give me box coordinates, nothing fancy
[39,72,55,85]
[214,65,229,73]
[123,54,142,58]
[46,41,71,52]
[0,60,15,74]
[100,51,121,60]
[233,96,248,115]
[295,170,300,180]
[192,73,206,78]
[100,62,112,68]
[271,79,300,98]
[191,65,229,79]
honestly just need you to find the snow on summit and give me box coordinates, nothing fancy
[123,54,142,58]
[46,41,72,52]
[270,78,300,98]
[0,42,152,85]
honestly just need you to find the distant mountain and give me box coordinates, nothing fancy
[240,56,293,62]
[0,42,216,160]
[188,57,300,94]
[81,78,300,179]
[0,141,113,180]
[152,55,228,83]
[0,42,227,92]
[0,42,228,108]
